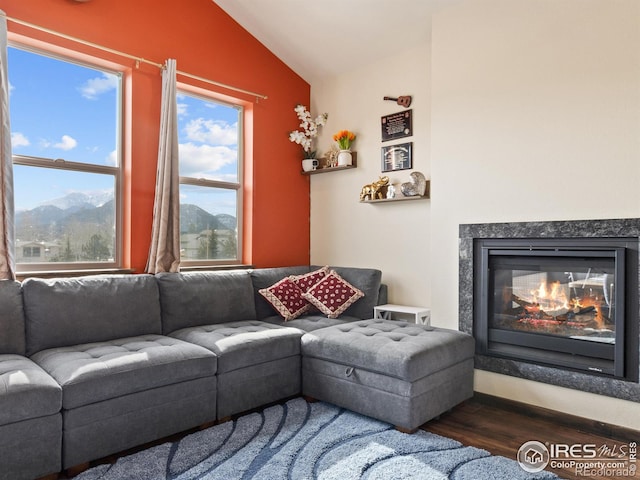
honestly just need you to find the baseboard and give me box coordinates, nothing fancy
[472,392,639,442]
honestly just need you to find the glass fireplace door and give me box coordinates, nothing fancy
[479,245,627,377]
[489,252,619,344]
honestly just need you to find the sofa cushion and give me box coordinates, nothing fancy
[302,270,364,319]
[262,314,359,332]
[23,274,162,356]
[30,334,217,410]
[259,277,311,321]
[250,266,312,320]
[169,321,303,374]
[0,354,62,425]
[156,270,257,334]
[313,266,382,319]
[0,280,25,355]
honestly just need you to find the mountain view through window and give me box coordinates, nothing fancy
[177,92,241,263]
[8,46,120,268]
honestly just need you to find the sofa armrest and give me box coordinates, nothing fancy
[378,284,388,306]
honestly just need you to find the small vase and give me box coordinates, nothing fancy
[337,150,352,166]
[302,159,318,172]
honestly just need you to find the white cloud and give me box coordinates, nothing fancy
[79,73,118,100]
[53,135,78,151]
[178,142,236,177]
[11,132,29,148]
[177,103,188,117]
[184,118,237,146]
[106,150,117,166]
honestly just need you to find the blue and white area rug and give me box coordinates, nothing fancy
[77,397,559,479]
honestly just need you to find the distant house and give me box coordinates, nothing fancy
[15,240,61,263]
[180,229,235,260]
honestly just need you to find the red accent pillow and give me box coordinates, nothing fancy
[291,266,329,292]
[302,270,364,319]
[259,277,311,321]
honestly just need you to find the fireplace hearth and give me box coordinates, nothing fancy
[459,218,640,401]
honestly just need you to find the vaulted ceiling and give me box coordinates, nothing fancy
[213,0,459,83]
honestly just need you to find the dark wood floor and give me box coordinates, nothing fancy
[424,394,638,480]
[58,393,638,479]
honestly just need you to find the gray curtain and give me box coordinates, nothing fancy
[146,59,180,273]
[0,11,15,280]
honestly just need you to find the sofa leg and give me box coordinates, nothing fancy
[303,395,318,403]
[217,415,232,424]
[36,474,59,480]
[66,463,90,477]
[395,425,418,434]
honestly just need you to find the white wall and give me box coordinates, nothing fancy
[311,0,640,429]
[430,0,640,428]
[310,42,432,308]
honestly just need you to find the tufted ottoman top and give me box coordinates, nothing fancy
[301,319,474,381]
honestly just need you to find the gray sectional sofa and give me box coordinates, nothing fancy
[0,265,388,480]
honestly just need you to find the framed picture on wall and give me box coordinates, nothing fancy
[381,142,412,172]
[381,110,412,142]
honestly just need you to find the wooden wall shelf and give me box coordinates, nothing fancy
[360,180,430,203]
[302,152,357,175]
[360,194,428,204]
[303,164,356,175]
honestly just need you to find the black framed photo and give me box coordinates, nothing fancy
[381,142,412,172]
[381,109,412,142]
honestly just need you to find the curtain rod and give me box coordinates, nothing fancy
[2,13,268,102]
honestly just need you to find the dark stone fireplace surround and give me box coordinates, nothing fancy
[459,218,640,402]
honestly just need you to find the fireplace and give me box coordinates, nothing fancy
[459,218,640,401]
[474,237,634,381]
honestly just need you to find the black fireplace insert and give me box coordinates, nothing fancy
[474,237,639,382]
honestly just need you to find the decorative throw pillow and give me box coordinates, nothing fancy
[291,266,329,292]
[302,269,364,319]
[259,277,311,321]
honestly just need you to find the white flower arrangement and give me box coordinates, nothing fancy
[289,104,328,159]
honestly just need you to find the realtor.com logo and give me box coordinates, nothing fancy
[517,440,637,477]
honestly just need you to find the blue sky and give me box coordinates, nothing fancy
[8,45,240,217]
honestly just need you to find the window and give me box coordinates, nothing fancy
[23,246,40,258]
[8,45,121,271]
[177,91,242,264]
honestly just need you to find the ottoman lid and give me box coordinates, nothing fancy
[301,319,475,381]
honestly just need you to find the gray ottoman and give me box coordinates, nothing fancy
[301,319,475,432]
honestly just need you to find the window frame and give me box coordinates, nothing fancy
[9,42,124,273]
[177,87,244,267]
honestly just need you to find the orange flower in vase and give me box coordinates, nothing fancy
[333,130,356,151]
[333,130,356,166]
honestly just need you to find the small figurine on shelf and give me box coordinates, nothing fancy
[387,184,396,199]
[325,146,339,168]
[360,176,390,201]
[400,171,427,197]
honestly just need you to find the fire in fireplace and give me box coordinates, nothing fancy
[474,237,637,381]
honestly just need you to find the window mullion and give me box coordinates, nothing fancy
[13,154,118,176]
[179,176,240,191]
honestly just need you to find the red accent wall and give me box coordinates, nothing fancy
[3,0,311,270]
